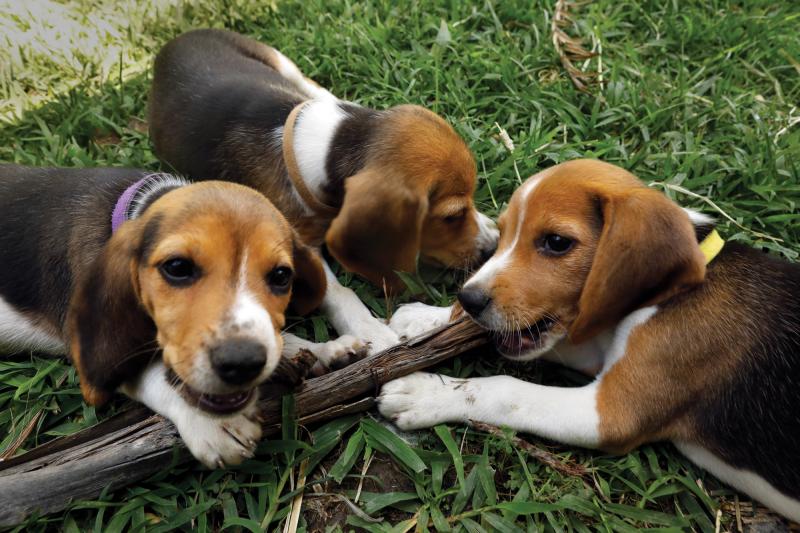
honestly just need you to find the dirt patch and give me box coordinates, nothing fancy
[302,449,417,532]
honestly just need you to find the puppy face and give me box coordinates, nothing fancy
[69,182,325,411]
[138,190,293,404]
[421,186,497,269]
[326,105,498,291]
[458,159,705,360]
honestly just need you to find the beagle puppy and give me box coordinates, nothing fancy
[0,166,328,467]
[148,29,498,356]
[379,159,800,522]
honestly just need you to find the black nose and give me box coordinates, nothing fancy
[209,338,267,385]
[478,245,497,265]
[458,287,491,317]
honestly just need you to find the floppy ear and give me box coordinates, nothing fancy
[325,169,428,292]
[290,238,327,315]
[67,222,155,406]
[569,188,706,343]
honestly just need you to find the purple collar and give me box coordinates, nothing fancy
[111,174,189,233]
[111,176,149,233]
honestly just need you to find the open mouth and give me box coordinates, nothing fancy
[169,371,255,415]
[491,316,556,357]
[183,387,254,415]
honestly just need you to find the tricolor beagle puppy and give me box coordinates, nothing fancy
[0,166,328,467]
[379,159,800,521]
[148,29,498,356]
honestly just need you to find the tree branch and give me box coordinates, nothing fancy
[0,319,487,526]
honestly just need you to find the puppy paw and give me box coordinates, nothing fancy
[378,372,465,430]
[355,320,400,355]
[176,401,262,468]
[309,335,369,375]
[388,303,452,341]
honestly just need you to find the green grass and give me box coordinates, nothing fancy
[1,0,799,530]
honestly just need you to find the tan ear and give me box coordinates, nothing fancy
[569,188,706,343]
[290,238,327,315]
[325,169,427,292]
[67,221,155,406]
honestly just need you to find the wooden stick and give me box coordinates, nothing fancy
[0,319,487,526]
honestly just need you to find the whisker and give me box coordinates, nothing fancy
[112,343,161,369]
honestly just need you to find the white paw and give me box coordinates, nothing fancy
[310,334,369,375]
[344,317,399,355]
[389,303,452,341]
[365,322,401,354]
[378,372,466,430]
[322,276,400,354]
[176,401,262,468]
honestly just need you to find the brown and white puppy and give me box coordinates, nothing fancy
[379,159,800,521]
[0,166,327,467]
[148,29,498,355]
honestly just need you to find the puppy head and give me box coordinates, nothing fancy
[325,105,498,291]
[457,159,706,360]
[68,181,325,410]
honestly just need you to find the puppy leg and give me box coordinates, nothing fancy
[378,372,600,448]
[282,332,368,375]
[321,262,399,353]
[388,303,453,341]
[121,361,262,468]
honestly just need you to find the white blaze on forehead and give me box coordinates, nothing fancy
[464,174,545,289]
[230,250,268,329]
[225,249,280,374]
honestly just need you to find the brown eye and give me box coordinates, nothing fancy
[159,257,200,287]
[444,210,467,224]
[267,266,293,293]
[539,234,574,256]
